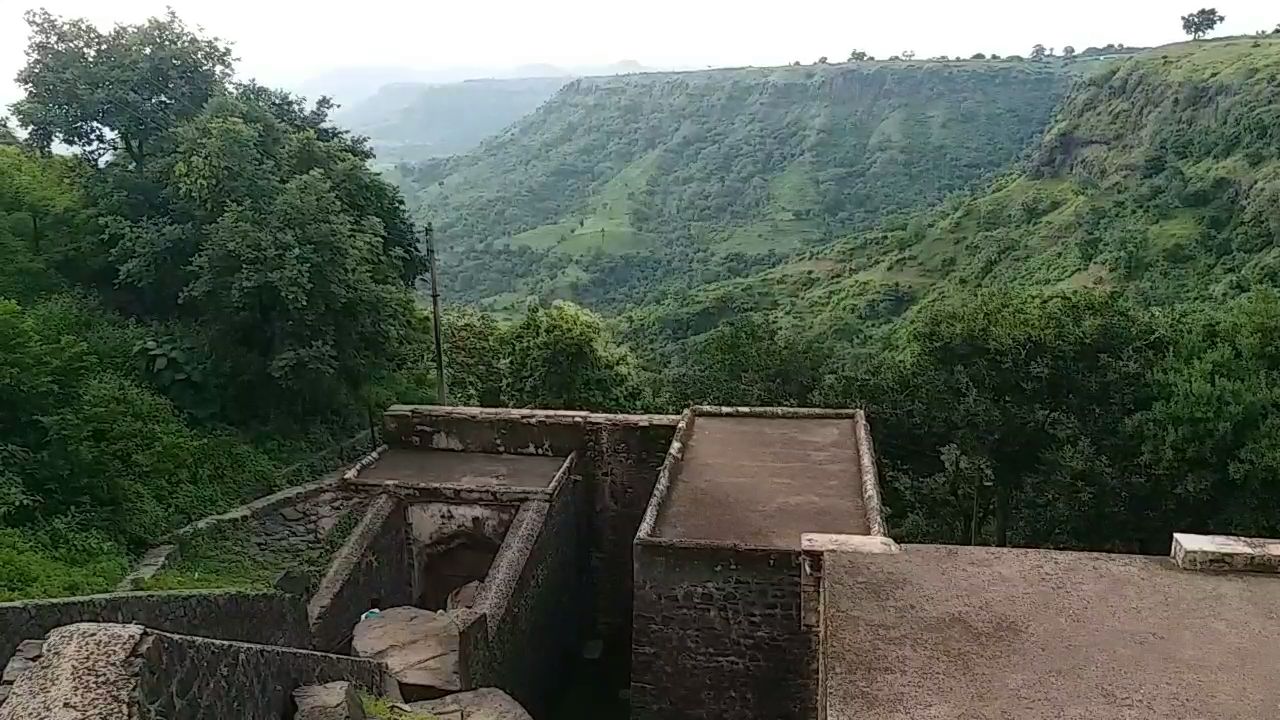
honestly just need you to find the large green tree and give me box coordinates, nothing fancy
[9,11,427,423]
[13,9,233,166]
[502,302,647,412]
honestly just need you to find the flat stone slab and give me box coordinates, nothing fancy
[410,688,533,720]
[656,416,869,546]
[359,449,564,489]
[1172,532,1280,572]
[352,607,459,701]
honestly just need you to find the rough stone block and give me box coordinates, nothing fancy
[1171,532,1280,573]
[294,681,367,720]
[352,607,459,701]
[0,623,146,720]
[410,688,532,720]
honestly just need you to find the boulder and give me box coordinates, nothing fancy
[0,624,146,720]
[351,607,459,701]
[446,580,483,610]
[409,688,533,720]
[293,681,366,720]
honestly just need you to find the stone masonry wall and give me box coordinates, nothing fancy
[0,590,310,672]
[631,543,816,720]
[308,495,413,653]
[466,469,585,716]
[384,406,677,653]
[136,628,392,720]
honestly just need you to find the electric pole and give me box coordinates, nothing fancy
[425,222,447,405]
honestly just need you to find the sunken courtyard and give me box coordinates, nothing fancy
[2,405,1279,719]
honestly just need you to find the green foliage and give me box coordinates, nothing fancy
[14,9,233,163]
[0,528,129,602]
[397,62,1069,310]
[361,694,439,720]
[501,302,646,412]
[144,509,360,591]
[0,10,431,599]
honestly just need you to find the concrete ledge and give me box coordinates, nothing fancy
[852,411,887,537]
[344,478,552,503]
[1171,532,1280,573]
[801,533,900,555]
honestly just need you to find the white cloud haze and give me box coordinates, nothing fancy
[2,0,1277,112]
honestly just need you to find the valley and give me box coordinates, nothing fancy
[3,6,1280,613]
[395,60,1070,312]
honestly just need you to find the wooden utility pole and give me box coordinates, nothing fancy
[425,222,448,405]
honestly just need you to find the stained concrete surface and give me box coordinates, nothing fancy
[360,450,564,488]
[823,545,1280,719]
[655,417,868,546]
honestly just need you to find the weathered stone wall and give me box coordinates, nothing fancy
[0,590,310,672]
[631,542,816,720]
[461,467,585,716]
[308,495,413,653]
[136,628,391,720]
[384,406,677,653]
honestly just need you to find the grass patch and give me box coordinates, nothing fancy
[141,507,362,592]
[361,694,439,720]
[0,527,129,601]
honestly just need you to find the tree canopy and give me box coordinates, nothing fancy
[1182,8,1225,39]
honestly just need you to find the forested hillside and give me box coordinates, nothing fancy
[0,11,640,600]
[630,38,1280,348]
[335,77,568,166]
[397,61,1070,311]
[7,7,1280,600]
[630,38,1280,549]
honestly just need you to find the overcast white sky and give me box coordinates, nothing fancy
[2,0,1276,111]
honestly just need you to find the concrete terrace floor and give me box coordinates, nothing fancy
[655,416,869,547]
[360,449,566,488]
[822,545,1280,720]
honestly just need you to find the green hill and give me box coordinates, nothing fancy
[627,38,1280,350]
[399,60,1073,311]
[336,77,569,166]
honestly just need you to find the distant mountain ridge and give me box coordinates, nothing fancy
[335,77,572,164]
[624,38,1280,351]
[394,59,1072,312]
[298,60,654,107]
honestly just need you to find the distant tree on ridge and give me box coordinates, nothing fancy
[1182,8,1225,39]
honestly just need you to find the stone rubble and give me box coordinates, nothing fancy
[409,688,533,720]
[293,681,367,720]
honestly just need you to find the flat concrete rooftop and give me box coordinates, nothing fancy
[359,448,565,488]
[654,416,869,547]
[823,545,1280,720]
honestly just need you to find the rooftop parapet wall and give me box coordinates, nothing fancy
[456,453,585,716]
[637,406,882,548]
[0,589,311,673]
[308,495,413,653]
[631,408,885,720]
[385,405,678,651]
